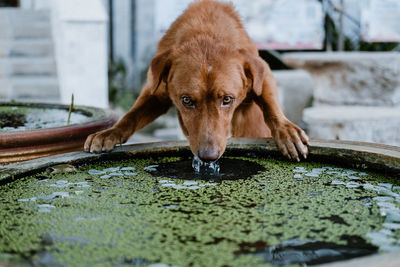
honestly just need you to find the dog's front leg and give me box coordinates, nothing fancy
[84,88,172,153]
[255,68,309,161]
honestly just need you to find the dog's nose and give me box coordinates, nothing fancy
[198,148,219,162]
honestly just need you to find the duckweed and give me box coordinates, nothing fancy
[0,156,399,266]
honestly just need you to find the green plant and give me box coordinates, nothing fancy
[67,94,74,125]
[108,58,137,111]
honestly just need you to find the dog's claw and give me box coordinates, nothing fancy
[273,119,309,162]
[84,127,124,154]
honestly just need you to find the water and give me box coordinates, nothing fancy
[0,106,90,132]
[148,157,265,181]
[192,155,220,175]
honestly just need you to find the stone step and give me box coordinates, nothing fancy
[0,11,10,40]
[0,9,51,40]
[9,9,50,24]
[0,58,56,76]
[0,42,7,57]
[12,22,52,39]
[283,52,400,106]
[0,60,7,77]
[0,39,54,57]
[303,105,400,146]
[0,78,10,98]
[7,76,59,100]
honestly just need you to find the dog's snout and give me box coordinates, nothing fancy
[197,148,219,162]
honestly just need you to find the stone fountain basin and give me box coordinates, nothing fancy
[0,102,117,164]
[0,138,399,267]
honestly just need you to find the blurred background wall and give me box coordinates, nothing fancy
[0,0,399,145]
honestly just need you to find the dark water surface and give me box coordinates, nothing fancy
[150,157,265,181]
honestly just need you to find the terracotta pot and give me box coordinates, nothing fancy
[0,102,117,164]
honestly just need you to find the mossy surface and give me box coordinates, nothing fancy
[1,156,400,267]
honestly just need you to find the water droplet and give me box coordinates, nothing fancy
[187,186,201,190]
[385,211,400,223]
[103,167,121,172]
[148,263,170,267]
[322,166,334,170]
[326,171,342,175]
[392,186,400,192]
[378,229,393,236]
[305,173,319,177]
[52,192,69,198]
[377,202,397,209]
[183,181,198,186]
[88,169,105,175]
[18,197,37,202]
[192,156,220,174]
[144,165,159,172]
[121,167,136,171]
[348,176,361,180]
[37,204,56,213]
[378,183,393,189]
[202,183,217,186]
[293,169,308,173]
[158,180,173,184]
[293,174,303,179]
[123,172,137,176]
[378,244,400,252]
[161,183,175,188]
[344,169,358,175]
[366,231,396,245]
[383,223,400,230]
[331,180,346,185]
[346,182,360,188]
[75,182,90,188]
[373,196,394,202]
[163,205,178,209]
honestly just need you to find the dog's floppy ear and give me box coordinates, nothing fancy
[239,49,265,96]
[150,49,172,93]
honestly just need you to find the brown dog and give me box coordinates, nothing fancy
[85,0,309,161]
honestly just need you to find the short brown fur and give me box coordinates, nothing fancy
[85,0,309,161]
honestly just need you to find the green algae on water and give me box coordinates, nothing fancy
[1,156,400,267]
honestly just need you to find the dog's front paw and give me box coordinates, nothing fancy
[272,120,309,161]
[84,127,124,153]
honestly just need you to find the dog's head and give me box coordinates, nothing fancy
[150,39,265,161]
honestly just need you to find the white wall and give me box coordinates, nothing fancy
[51,0,109,108]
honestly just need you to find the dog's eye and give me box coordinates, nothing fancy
[181,96,194,107]
[222,96,234,107]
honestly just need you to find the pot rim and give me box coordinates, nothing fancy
[0,101,116,134]
[0,138,399,267]
[0,102,118,162]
